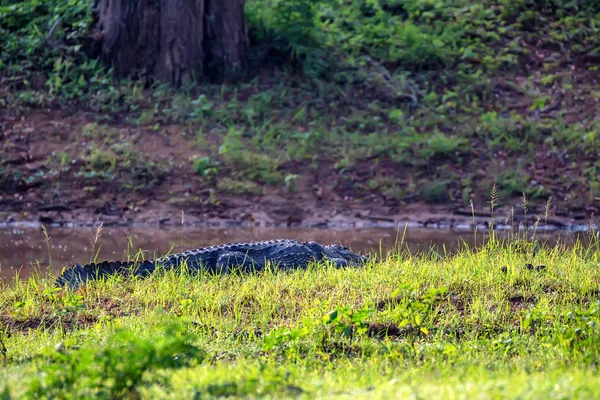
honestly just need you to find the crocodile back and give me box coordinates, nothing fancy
[54,239,355,289]
[55,259,155,289]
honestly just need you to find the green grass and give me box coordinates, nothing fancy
[2,234,600,398]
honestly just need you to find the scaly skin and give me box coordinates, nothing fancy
[55,239,369,290]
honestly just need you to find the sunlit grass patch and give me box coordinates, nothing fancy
[1,233,600,397]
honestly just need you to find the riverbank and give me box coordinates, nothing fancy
[1,239,600,398]
[2,1,600,231]
[1,108,598,231]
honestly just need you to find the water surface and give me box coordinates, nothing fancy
[1,226,589,281]
[0,226,487,280]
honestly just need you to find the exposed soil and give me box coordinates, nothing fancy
[1,109,596,231]
[0,313,99,335]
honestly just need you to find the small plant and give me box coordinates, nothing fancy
[41,224,52,269]
[88,148,117,171]
[529,96,551,111]
[217,178,263,196]
[246,0,331,77]
[218,127,284,184]
[544,196,553,228]
[323,306,374,338]
[416,181,450,203]
[388,284,448,338]
[521,192,529,231]
[263,302,374,359]
[223,151,283,185]
[489,183,499,229]
[58,152,72,170]
[417,132,469,161]
[284,174,299,192]
[25,321,206,398]
[190,94,214,120]
[588,213,596,237]
[0,325,8,366]
[192,156,219,181]
[90,222,104,264]
[263,326,306,354]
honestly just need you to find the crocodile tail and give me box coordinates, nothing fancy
[55,259,155,290]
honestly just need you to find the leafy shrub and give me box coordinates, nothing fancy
[324,0,456,69]
[246,0,332,77]
[0,0,109,103]
[559,301,600,360]
[501,0,600,16]
[388,284,448,337]
[217,178,264,196]
[417,132,469,161]
[417,181,450,203]
[78,144,167,189]
[219,129,284,184]
[25,322,206,398]
[263,303,375,358]
[193,156,219,181]
[223,151,283,184]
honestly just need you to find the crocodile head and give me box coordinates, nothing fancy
[322,244,369,264]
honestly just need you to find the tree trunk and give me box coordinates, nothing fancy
[96,0,248,86]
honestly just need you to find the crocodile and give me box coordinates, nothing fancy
[55,239,369,290]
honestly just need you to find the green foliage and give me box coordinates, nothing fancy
[190,94,215,120]
[3,0,600,213]
[25,321,206,398]
[217,177,264,196]
[322,0,457,69]
[263,302,375,358]
[284,173,299,191]
[417,132,469,161]
[192,156,219,181]
[222,150,283,185]
[561,301,600,359]
[218,128,284,185]
[324,305,374,337]
[496,170,550,200]
[245,0,600,79]
[529,96,551,111]
[246,0,331,77]
[0,0,110,104]
[75,141,167,190]
[417,181,450,203]
[3,238,600,397]
[502,0,600,16]
[388,284,448,337]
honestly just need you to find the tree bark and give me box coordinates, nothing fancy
[96,0,248,86]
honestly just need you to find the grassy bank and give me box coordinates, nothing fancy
[1,0,600,223]
[1,234,600,398]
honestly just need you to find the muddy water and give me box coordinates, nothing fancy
[0,226,493,280]
[2,226,587,281]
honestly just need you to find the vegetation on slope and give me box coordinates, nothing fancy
[1,0,600,219]
[1,232,600,397]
